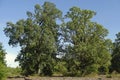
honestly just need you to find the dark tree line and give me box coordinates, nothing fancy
[2,1,120,76]
[111,32,120,73]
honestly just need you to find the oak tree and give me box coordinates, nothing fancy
[64,7,112,76]
[4,2,62,76]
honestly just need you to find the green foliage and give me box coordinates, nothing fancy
[111,32,120,73]
[54,61,67,75]
[4,1,112,77]
[0,43,6,65]
[0,62,7,80]
[0,43,7,80]
[4,2,62,76]
[7,67,22,77]
[63,7,112,76]
[41,64,53,76]
[106,74,112,78]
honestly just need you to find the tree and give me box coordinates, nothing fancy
[0,43,7,80]
[4,2,113,76]
[63,7,112,76]
[4,2,62,76]
[111,32,120,73]
[0,43,6,65]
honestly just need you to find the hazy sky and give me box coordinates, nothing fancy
[0,0,120,67]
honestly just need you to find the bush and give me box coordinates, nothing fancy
[54,62,67,76]
[80,64,98,76]
[42,64,53,76]
[7,67,22,77]
[0,62,7,80]
[98,66,109,75]
[106,74,112,78]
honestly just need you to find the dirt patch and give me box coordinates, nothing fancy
[7,77,120,80]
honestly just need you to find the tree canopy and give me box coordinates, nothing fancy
[111,32,120,73]
[4,2,62,76]
[62,7,112,76]
[0,43,6,64]
[4,2,113,76]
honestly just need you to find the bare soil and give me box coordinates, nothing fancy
[7,77,120,80]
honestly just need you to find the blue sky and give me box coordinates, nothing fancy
[0,0,120,67]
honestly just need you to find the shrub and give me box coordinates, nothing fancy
[0,62,7,80]
[7,67,22,77]
[54,62,67,75]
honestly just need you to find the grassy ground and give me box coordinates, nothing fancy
[6,69,120,80]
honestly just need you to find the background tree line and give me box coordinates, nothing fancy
[1,1,120,77]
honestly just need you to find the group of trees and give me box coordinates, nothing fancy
[1,1,120,77]
[111,32,120,73]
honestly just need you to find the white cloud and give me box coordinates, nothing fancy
[5,53,19,68]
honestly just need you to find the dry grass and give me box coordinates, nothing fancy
[7,77,120,80]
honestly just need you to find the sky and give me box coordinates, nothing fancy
[0,0,120,67]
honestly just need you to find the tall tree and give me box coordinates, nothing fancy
[111,32,120,73]
[64,7,112,76]
[4,2,62,76]
[0,43,6,65]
